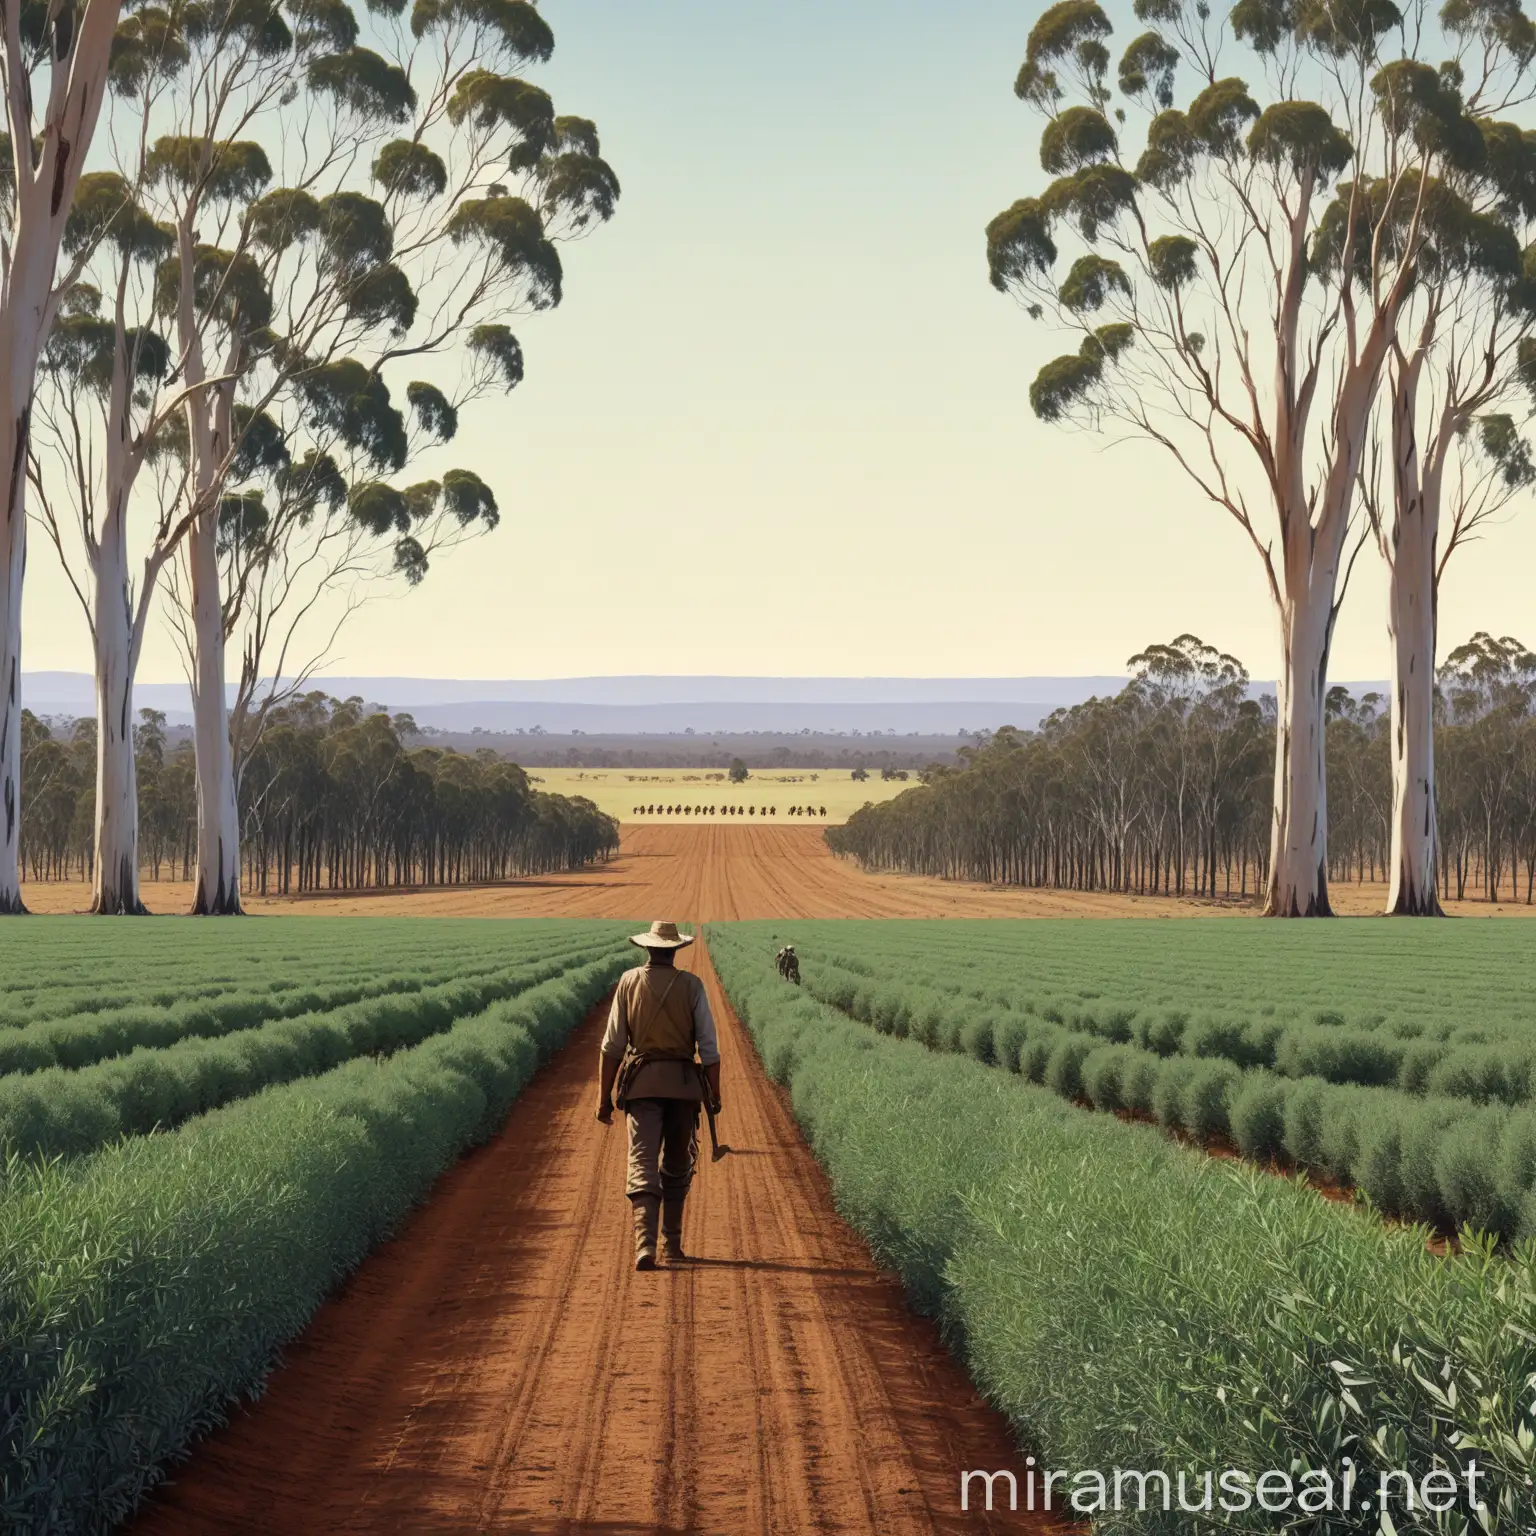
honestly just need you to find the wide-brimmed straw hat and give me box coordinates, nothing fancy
[630,920,695,950]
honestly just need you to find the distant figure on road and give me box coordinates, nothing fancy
[776,945,800,985]
[595,922,722,1270]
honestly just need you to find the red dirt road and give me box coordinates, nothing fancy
[135,935,1070,1535]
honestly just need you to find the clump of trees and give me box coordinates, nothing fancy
[4,0,619,915]
[989,0,1536,914]
[20,695,618,892]
[830,633,1536,904]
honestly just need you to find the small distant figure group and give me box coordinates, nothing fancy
[776,945,800,985]
[787,806,828,818]
[632,804,780,817]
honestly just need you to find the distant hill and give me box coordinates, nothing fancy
[20,673,1129,734]
[20,672,1389,736]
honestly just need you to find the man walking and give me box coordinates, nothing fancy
[595,922,722,1269]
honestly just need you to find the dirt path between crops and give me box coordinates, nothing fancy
[134,938,1073,1536]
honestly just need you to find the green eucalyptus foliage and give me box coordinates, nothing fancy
[276,449,347,517]
[146,135,273,202]
[154,244,273,333]
[108,6,192,96]
[308,46,416,122]
[373,139,448,199]
[1016,0,1114,109]
[986,197,1058,288]
[1059,252,1131,311]
[406,380,458,441]
[348,479,410,535]
[441,466,497,526]
[467,322,525,388]
[1040,105,1119,173]
[409,0,554,63]
[1148,233,1199,288]
[445,194,562,305]
[247,187,323,252]
[296,359,407,471]
[1117,31,1179,108]
[41,319,170,392]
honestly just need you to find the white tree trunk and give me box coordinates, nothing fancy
[0,0,128,912]
[189,511,242,914]
[0,406,24,913]
[1266,593,1334,916]
[91,500,147,914]
[1383,390,1443,916]
[1386,551,1438,914]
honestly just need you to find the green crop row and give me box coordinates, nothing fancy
[795,951,1536,1240]
[0,930,605,1076]
[0,919,624,1014]
[796,917,1535,1043]
[0,947,626,1534]
[0,940,501,1028]
[707,925,1536,1534]
[801,945,1536,1105]
[0,942,623,1161]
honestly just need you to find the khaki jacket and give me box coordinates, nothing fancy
[603,964,718,1101]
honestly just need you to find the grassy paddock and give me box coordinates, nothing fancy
[524,766,911,824]
[708,921,1536,1533]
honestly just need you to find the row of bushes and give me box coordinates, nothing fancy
[805,947,1536,1103]
[0,945,622,1161]
[0,953,505,1076]
[800,955,1536,1239]
[0,949,627,1533]
[0,939,500,1030]
[707,925,1536,1533]
[0,929,608,1076]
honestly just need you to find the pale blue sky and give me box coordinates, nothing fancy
[22,0,1536,683]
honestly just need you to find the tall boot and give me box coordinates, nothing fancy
[632,1194,660,1271]
[660,1196,687,1262]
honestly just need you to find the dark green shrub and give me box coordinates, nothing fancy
[1228,1073,1288,1161]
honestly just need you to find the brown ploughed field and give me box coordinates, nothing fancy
[26,822,1525,918]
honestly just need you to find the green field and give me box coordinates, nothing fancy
[708,920,1536,1532]
[0,918,633,1531]
[524,766,913,824]
[725,918,1536,1237]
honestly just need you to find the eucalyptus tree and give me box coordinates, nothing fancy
[90,0,616,913]
[236,692,621,892]
[830,636,1275,898]
[1437,629,1536,896]
[28,174,178,911]
[1352,17,1536,913]
[0,0,127,912]
[32,0,419,912]
[987,0,1491,913]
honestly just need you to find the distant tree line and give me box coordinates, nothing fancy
[477,738,962,772]
[829,635,1536,905]
[20,695,619,897]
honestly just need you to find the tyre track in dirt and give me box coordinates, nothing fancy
[134,922,1073,1534]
